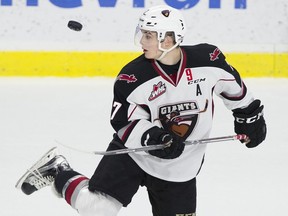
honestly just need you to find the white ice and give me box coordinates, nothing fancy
[0,77,287,216]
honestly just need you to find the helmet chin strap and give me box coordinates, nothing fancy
[156,42,180,61]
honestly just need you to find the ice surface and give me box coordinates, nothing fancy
[0,77,287,216]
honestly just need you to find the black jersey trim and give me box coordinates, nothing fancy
[220,80,247,101]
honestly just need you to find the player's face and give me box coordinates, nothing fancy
[140,30,163,59]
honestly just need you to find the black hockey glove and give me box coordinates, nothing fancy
[233,99,267,148]
[141,126,185,159]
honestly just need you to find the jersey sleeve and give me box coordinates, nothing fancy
[212,48,254,110]
[109,67,156,152]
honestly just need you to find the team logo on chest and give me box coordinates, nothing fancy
[148,81,166,101]
[157,101,200,140]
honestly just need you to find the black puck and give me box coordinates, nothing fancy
[68,20,83,31]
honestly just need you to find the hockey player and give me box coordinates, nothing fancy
[16,5,266,216]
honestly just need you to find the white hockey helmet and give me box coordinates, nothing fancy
[135,5,186,59]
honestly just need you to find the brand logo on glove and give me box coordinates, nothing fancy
[235,111,263,124]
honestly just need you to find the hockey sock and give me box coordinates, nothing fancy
[54,170,89,207]
[55,170,122,215]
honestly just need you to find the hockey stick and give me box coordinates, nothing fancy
[56,134,248,156]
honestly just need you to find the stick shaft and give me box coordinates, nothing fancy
[92,134,247,156]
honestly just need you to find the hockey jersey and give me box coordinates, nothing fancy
[110,44,254,182]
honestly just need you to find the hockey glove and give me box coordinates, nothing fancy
[141,126,185,159]
[233,99,267,148]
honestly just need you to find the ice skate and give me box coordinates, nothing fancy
[15,147,71,195]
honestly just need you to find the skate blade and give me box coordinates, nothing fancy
[15,147,58,189]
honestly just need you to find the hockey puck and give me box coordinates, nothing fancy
[68,20,83,31]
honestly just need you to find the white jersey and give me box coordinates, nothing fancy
[110,44,254,182]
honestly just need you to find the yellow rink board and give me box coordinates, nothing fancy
[0,51,287,77]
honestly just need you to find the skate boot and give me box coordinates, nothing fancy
[15,147,71,195]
